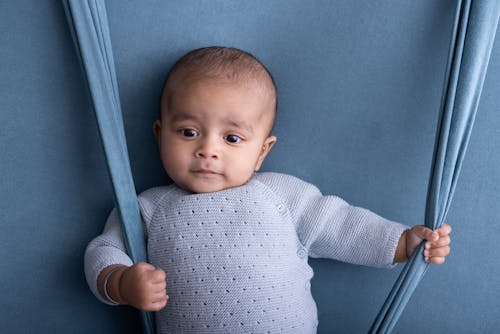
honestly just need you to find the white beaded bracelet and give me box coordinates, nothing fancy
[102,265,127,305]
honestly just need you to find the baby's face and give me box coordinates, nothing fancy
[154,79,276,193]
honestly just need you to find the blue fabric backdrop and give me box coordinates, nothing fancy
[1,1,500,333]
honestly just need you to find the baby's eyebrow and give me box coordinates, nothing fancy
[169,112,198,123]
[225,119,254,134]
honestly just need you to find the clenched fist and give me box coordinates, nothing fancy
[99,262,168,311]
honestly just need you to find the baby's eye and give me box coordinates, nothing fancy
[180,129,199,137]
[225,134,242,143]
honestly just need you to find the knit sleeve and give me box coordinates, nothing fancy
[255,172,408,268]
[84,208,134,305]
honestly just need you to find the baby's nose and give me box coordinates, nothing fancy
[195,137,220,159]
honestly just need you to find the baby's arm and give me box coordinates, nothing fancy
[255,172,408,268]
[85,207,167,311]
[256,173,452,268]
[393,224,452,264]
[97,262,168,311]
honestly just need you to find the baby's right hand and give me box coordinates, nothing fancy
[119,262,168,311]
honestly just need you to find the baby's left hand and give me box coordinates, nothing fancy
[406,224,452,264]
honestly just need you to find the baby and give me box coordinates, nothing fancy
[85,46,451,333]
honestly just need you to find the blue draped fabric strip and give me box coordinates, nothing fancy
[62,0,155,333]
[369,1,500,333]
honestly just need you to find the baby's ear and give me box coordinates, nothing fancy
[152,120,162,147]
[255,135,277,171]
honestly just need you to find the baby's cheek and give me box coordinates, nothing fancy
[227,161,255,187]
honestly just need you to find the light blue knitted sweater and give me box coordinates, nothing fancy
[85,172,407,333]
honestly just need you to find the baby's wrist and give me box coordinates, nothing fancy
[404,229,412,261]
[103,265,129,305]
[394,229,409,263]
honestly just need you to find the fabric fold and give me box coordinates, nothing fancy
[62,0,155,333]
[369,1,500,332]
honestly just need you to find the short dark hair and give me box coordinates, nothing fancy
[160,46,277,130]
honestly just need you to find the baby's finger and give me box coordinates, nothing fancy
[424,246,450,258]
[150,295,168,311]
[410,226,438,242]
[425,256,446,265]
[151,290,168,302]
[426,235,451,249]
[152,281,167,294]
[150,268,167,283]
[436,224,452,237]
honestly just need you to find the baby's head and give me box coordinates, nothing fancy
[154,47,277,193]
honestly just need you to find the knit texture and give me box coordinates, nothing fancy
[85,172,408,333]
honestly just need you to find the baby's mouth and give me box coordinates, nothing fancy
[191,168,222,176]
